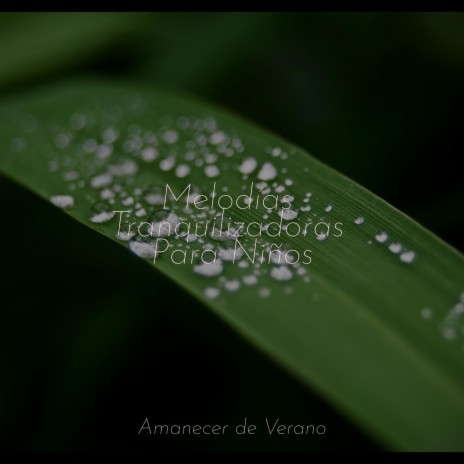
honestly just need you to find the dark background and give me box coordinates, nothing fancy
[0,12,463,451]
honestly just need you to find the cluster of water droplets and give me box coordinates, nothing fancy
[373,231,416,263]
[12,94,421,304]
[24,101,335,299]
[420,292,464,347]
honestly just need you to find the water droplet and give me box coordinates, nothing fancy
[70,113,87,130]
[102,127,119,143]
[224,280,240,292]
[90,211,115,223]
[135,207,147,218]
[163,130,179,144]
[193,260,223,277]
[50,195,74,209]
[90,173,113,189]
[210,131,227,145]
[218,246,243,261]
[238,157,257,174]
[109,160,138,176]
[122,196,134,206]
[257,162,277,181]
[140,147,158,162]
[452,303,464,315]
[271,147,281,157]
[400,251,416,263]
[204,153,218,164]
[97,144,113,159]
[186,233,198,242]
[279,209,298,220]
[269,248,295,265]
[210,229,238,242]
[270,266,293,281]
[296,267,307,276]
[389,243,402,254]
[204,287,220,299]
[116,230,134,241]
[100,189,114,200]
[55,133,70,149]
[160,156,175,171]
[175,164,191,178]
[147,209,180,237]
[243,275,258,285]
[375,232,388,243]
[147,209,170,221]
[128,235,157,260]
[145,184,165,205]
[205,165,220,178]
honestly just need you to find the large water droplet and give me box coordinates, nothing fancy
[257,162,277,181]
[140,147,158,162]
[144,184,165,206]
[90,173,113,189]
[50,195,74,209]
[388,243,402,254]
[270,265,293,281]
[175,164,191,178]
[128,235,157,260]
[204,165,220,178]
[238,157,257,174]
[160,156,175,171]
[375,232,388,243]
[193,259,223,277]
[147,209,180,237]
[209,131,227,145]
[400,250,416,263]
[90,211,115,223]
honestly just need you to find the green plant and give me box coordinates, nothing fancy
[1,80,463,451]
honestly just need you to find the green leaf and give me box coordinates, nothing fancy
[1,80,463,451]
[0,13,143,90]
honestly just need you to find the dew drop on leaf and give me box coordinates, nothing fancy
[50,195,74,209]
